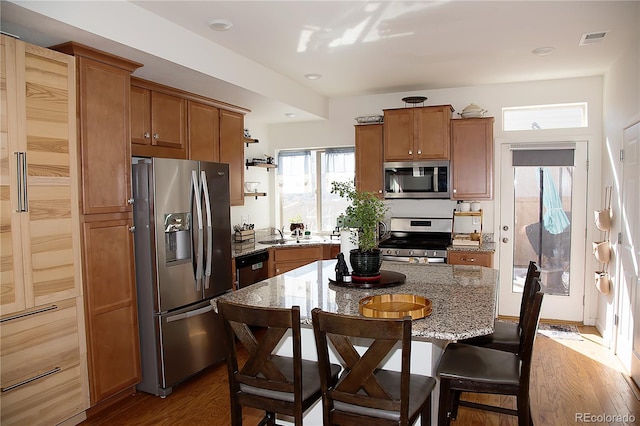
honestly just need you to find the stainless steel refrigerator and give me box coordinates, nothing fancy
[132,157,232,396]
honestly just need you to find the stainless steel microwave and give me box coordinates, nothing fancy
[383,161,450,199]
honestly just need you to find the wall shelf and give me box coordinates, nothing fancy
[245,160,277,171]
[244,192,267,199]
[244,137,259,147]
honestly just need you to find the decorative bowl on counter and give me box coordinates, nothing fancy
[244,182,259,192]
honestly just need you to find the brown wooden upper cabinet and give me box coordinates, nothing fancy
[355,124,384,197]
[131,78,187,158]
[188,100,220,162]
[219,109,245,206]
[383,105,453,161]
[451,117,495,200]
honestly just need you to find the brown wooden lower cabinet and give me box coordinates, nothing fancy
[81,217,141,403]
[447,250,494,268]
[269,246,324,276]
[323,243,340,260]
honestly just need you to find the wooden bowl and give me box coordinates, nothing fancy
[359,294,432,319]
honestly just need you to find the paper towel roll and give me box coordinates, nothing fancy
[340,229,358,272]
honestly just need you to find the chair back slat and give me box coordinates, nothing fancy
[518,287,544,390]
[518,261,541,331]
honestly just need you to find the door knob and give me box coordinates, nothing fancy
[502,225,509,231]
[128,226,136,233]
[502,237,509,243]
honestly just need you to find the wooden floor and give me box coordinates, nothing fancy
[81,326,640,425]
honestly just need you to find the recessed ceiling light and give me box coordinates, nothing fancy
[304,73,322,80]
[285,113,297,118]
[207,19,233,31]
[532,47,554,56]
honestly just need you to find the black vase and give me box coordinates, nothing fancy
[350,248,382,276]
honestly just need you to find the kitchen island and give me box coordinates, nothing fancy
[212,260,498,425]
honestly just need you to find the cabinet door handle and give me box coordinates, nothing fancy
[1,367,61,393]
[153,133,159,140]
[127,198,135,205]
[21,152,28,212]
[15,152,23,212]
[128,226,136,233]
[417,150,422,155]
[143,132,150,139]
[461,257,476,262]
[0,304,58,323]
[408,150,412,155]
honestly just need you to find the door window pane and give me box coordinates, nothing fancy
[513,166,573,296]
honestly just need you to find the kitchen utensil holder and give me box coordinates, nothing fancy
[234,229,255,243]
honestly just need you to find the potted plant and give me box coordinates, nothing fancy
[331,180,388,277]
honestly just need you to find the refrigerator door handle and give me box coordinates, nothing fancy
[201,170,213,289]
[165,304,214,323]
[191,170,204,291]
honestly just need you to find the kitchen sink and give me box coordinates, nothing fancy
[257,239,287,245]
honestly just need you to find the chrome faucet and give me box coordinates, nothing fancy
[276,227,284,239]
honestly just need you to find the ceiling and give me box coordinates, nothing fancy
[1,1,638,125]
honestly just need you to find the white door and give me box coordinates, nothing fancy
[619,121,640,384]
[499,142,587,321]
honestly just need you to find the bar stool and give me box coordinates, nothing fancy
[218,301,341,425]
[460,261,540,353]
[311,308,436,426]
[436,288,544,425]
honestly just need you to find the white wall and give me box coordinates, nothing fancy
[598,42,640,346]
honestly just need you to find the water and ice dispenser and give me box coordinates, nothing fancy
[164,212,191,262]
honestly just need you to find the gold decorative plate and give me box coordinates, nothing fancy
[359,294,432,319]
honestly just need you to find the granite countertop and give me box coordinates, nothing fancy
[447,242,496,253]
[232,235,339,258]
[213,260,498,341]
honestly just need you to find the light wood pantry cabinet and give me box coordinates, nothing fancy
[1,36,88,425]
[130,77,187,159]
[450,117,494,200]
[355,124,384,196]
[188,100,220,162]
[220,109,245,206]
[50,42,143,408]
[447,250,494,268]
[383,105,453,161]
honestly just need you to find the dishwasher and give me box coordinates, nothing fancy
[236,250,270,288]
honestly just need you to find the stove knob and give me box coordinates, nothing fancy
[386,249,392,255]
[424,251,430,257]
[409,250,414,256]
[395,250,400,255]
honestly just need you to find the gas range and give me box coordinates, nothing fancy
[378,217,452,263]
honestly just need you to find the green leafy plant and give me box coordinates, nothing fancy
[331,180,388,252]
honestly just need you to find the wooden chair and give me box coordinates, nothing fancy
[218,301,341,426]
[436,287,545,426]
[460,261,540,353]
[311,308,436,426]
